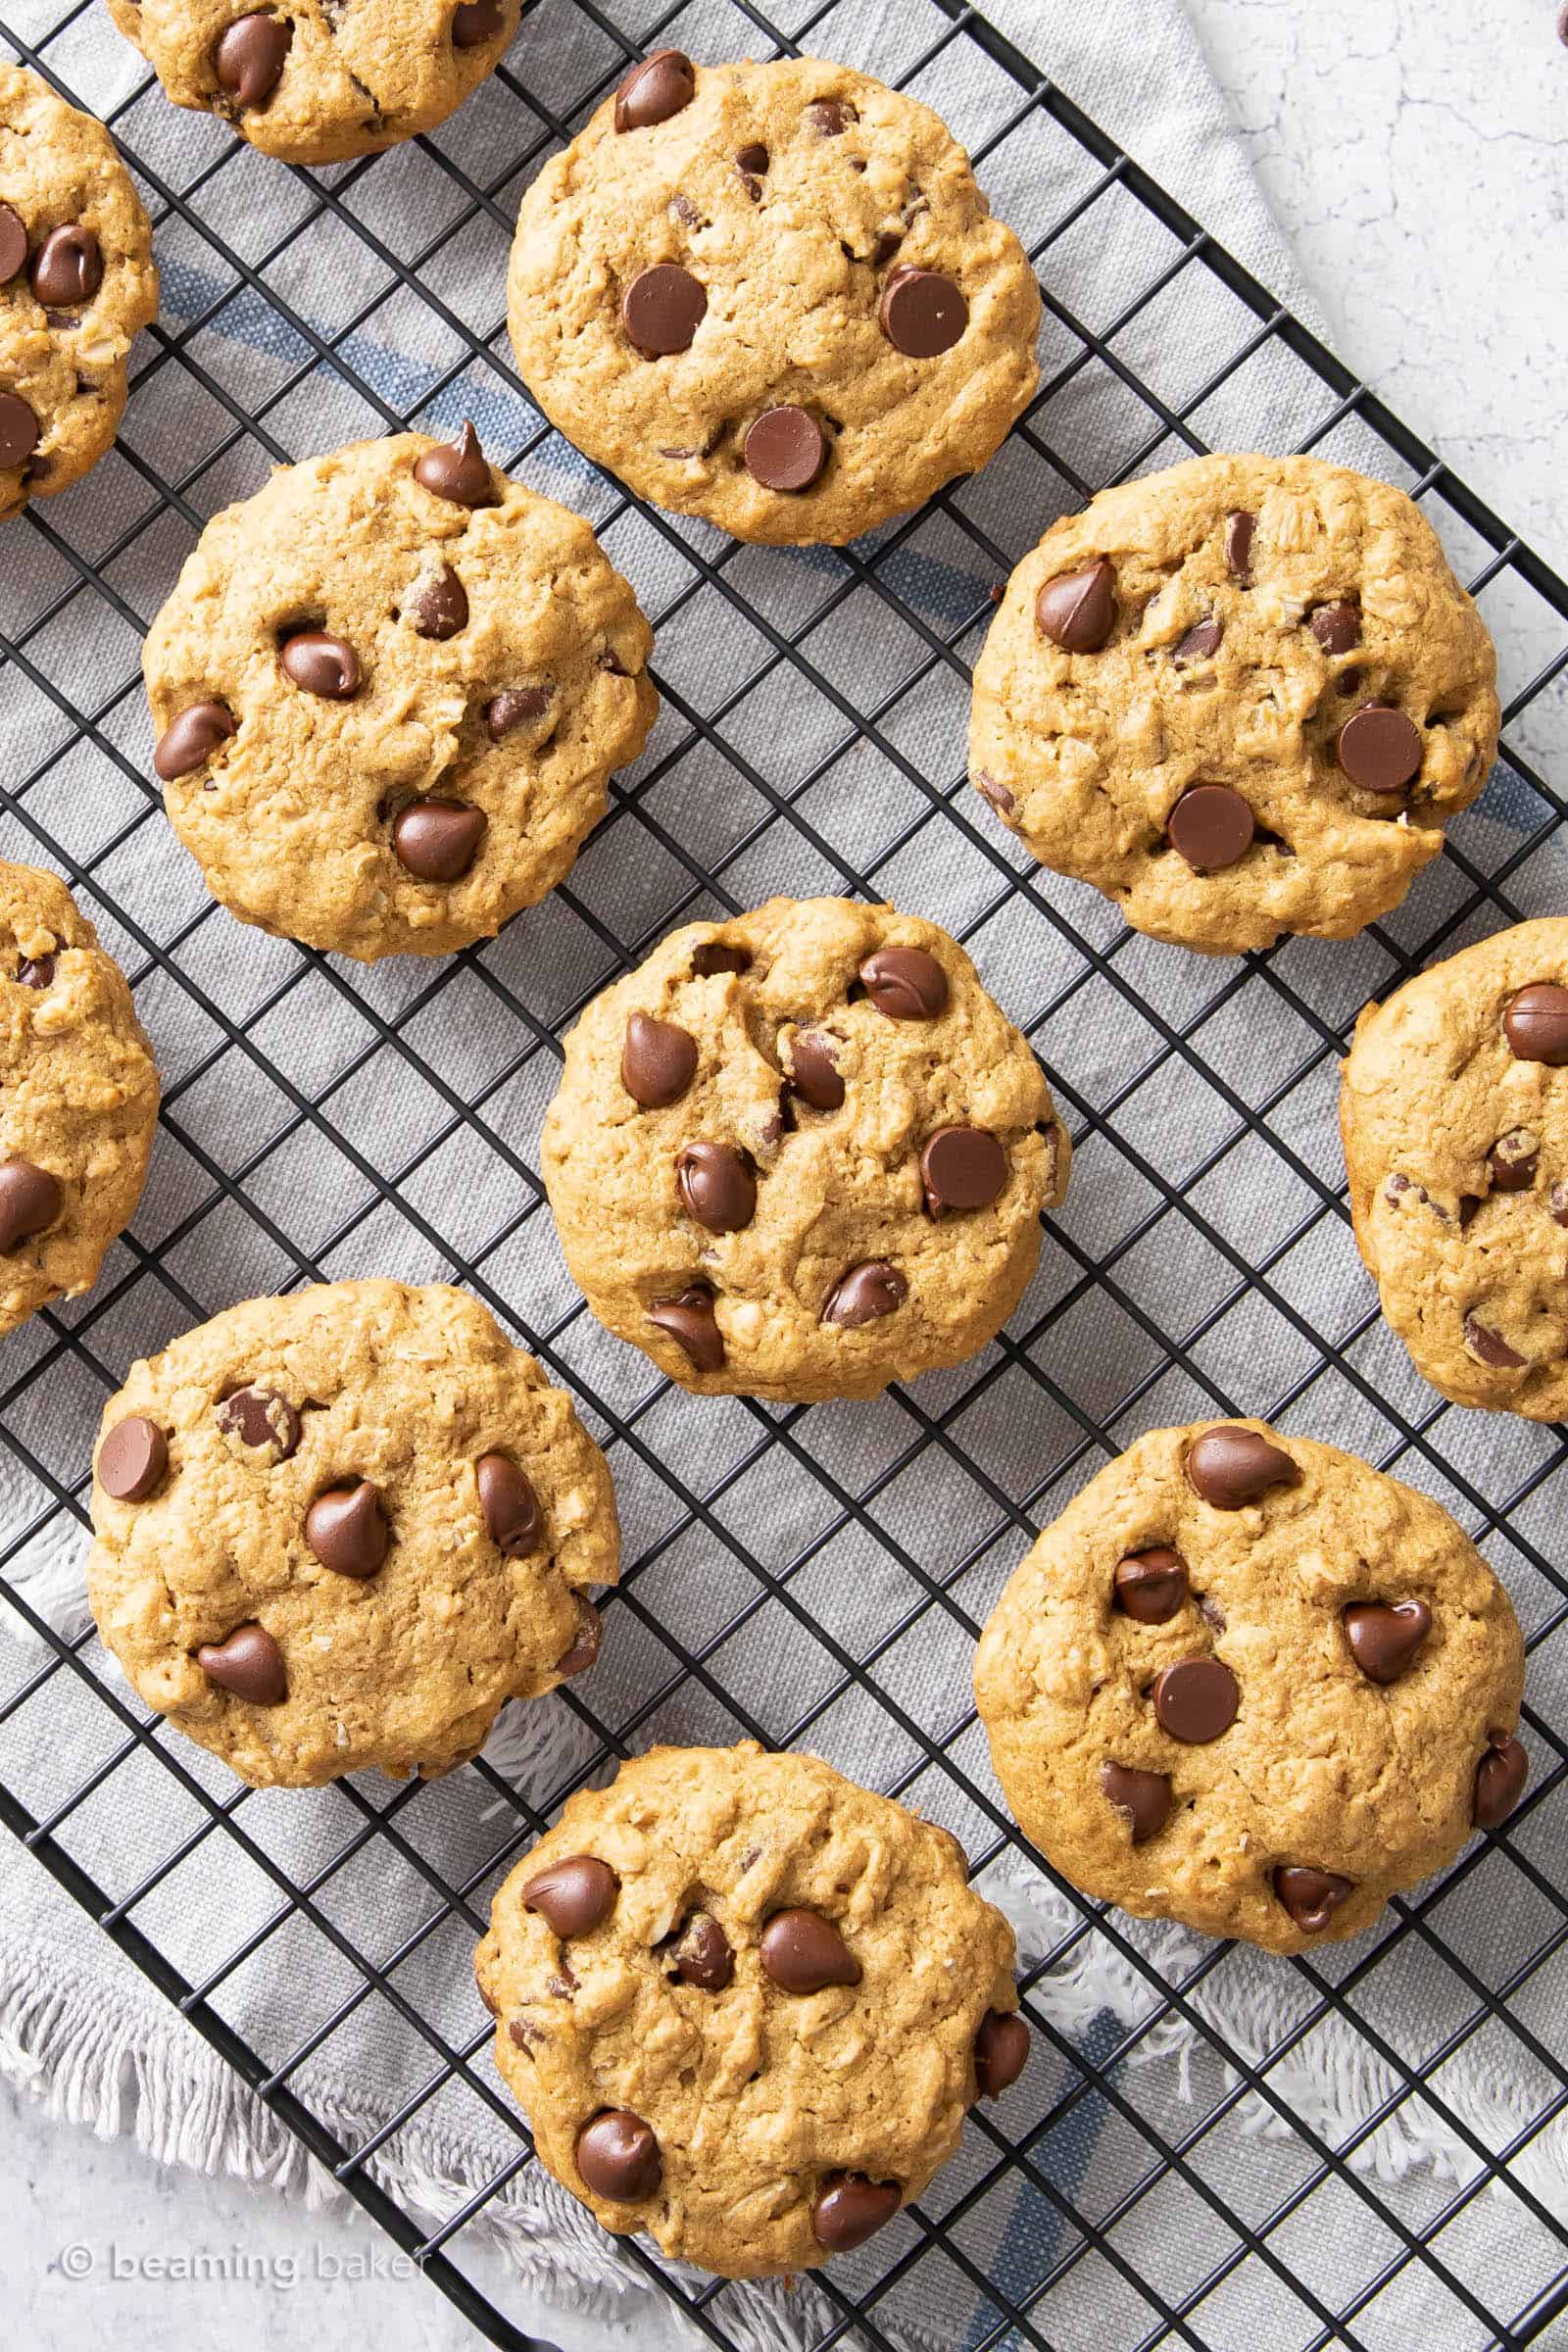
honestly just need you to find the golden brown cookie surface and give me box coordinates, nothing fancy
[974,1421,1526,1951]
[475,1742,1024,2278]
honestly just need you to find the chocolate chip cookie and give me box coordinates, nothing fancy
[974,1421,1527,1952]
[86,1280,618,1787]
[475,1741,1026,2278]
[0,859,159,1336]
[970,455,1499,954]
[107,0,520,166]
[541,897,1070,1402]
[0,64,159,521]
[1342,917,1568,1417]
[143,428,657,960]
[508,53,1041,545]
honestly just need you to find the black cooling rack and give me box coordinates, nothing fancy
[3,2,1568,2348]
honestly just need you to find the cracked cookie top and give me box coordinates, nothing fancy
[541,896,1070,1403]
[143,429,658,960]
[0,64,158,520]
[507,54,1041,545]
[476,1741,1024,2278]
[107,0,520,166]
[975,1421,1526,1952]
[0,860,160,1335]
[87,1280,619,1787]
[1343,917,1568,1418]
[969,454,1499,954]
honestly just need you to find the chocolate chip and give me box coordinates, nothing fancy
[858,945,948,1021]
[1167,784,1254,873]
[1337,705,1423,793]
[1036,559,1116,652]
[667,1913,733,1990]
[485,685,551,740]
[649,1284,723,1372]
[1273,1864,1353,1934]
[1343,1598,1431,1684]
[744,406,827,493]
[667,192,703,230]
[0,1155,61,1253]
[735,141,768,196]
[15,956,54,989]
[475,1452,543,1556]
[1503,982,1568,1063]
[974,769,1015,815]
[452,0,504,44]
[407,564,467,639]
[28,224,103,312]
[811,2175,899,2252]
[760,1908,860,1992]
[1488,1131,1538,1191]
[621,1011,698,1108]
[98,1415,168,1501]
[786,1030,844,1111]
[197,1621,286,1705]
[1114,1547,1188,1624]
[1172,615,1223,666]
[1100,1761,1172,1843]
[523,1854,618,1936]
[920,1126,1006,1215]
[972,2009,1029,2098]
[691,943,751,978]
[0,205,25,283]
[413,420,497,507]
[555,1597,601,1679]
[280,631,361,699]
[575,2110,662,2201]
[392,799,487,882]
[1225,510,1255,583]
[1186,1425,1299,1508]
[305,1481,389,1578]
[878,268,969,358]
[823,1261,906,1328]
[0,393,39,469]
[154,700,236,781]
[805,99,855,136]
[1152,1657,1239,1743]
[622,264,707,358]
[214,13,292,106]
[613,48,695,132]
[1309,601,1360,655]
[1464,1313,1523,1369]
[217,1385,302,1460]
[1473,1729,1528,1829]
[676,1141,757,1233]
[1552,1183,1568,1229]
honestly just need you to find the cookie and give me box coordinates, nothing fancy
[541,896,1070,1403]
[969,454,1499,955]
[86,1280,618,1787]
[1341,917,1568,1417]
[143,428,658,961]
[974,1421,1527,1952]
[508,54,1040,546]
[475,1741,1025,2278]
[107,0,520,166]
[0,859,159,1336]
[0,64,159,521]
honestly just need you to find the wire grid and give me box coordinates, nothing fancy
[1,0,1567,2346]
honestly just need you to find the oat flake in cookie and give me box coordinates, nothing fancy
[507,54,1041,545]
[541,896,1071,1403]
[143,429,657,959]
[86,1282,618,1788]
[0,860,159,1337]
[1342,916,1568,1418]
[974,1421,1526,1953]
[970,454,1499,954]
[475,1742,1025,2278]
[106,0,520,166]
[0,65,159,521]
